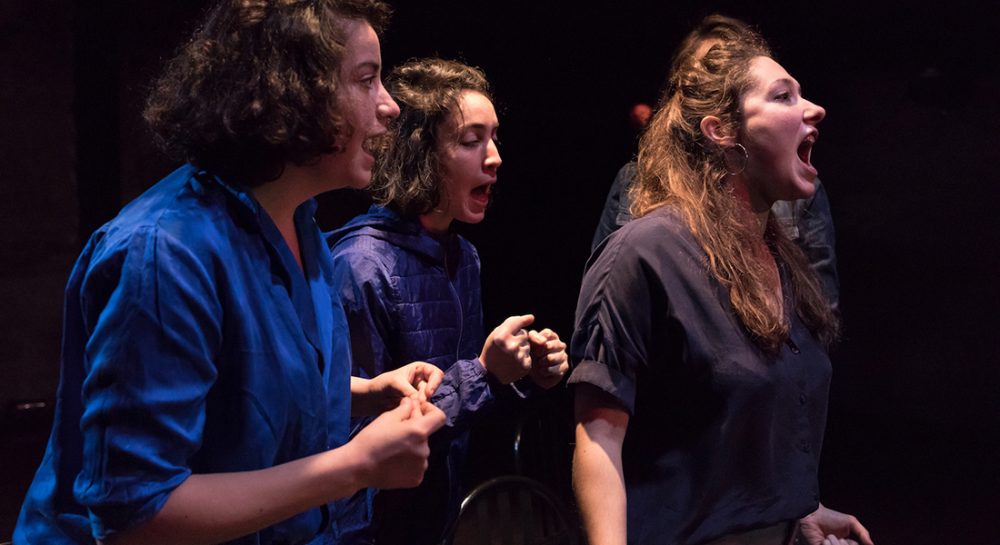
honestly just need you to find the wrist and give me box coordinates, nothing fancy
[350,376,373,398]
[326,440,373,497]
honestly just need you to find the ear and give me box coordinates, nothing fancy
[700,115,736,146]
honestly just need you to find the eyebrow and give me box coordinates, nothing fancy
[460,122,499,132]
[353,61,381,74]
[771,77,801,93]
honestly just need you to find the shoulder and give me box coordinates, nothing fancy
[330,227,401,273]
[602,206,700,264]
[454,234,480,266]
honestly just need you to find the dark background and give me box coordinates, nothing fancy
[2,0,998,542]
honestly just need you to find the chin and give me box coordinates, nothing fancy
[344,169,373,190]
[458,211,486,225]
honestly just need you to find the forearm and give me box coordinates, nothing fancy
[573,422,627,545]
[573,385,629,545]
[102,443,369,545]
[430,357,493,428]
[350,376,376,416]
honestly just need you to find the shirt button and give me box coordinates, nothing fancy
[799,440,810,453]
[799,393,807,405]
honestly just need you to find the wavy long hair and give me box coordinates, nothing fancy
[144,0,391,186]
[633,15,839,351]
[371,58,491,218]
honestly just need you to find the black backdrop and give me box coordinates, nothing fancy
[2,1,998,542]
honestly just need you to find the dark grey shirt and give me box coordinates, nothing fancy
[570,206,831,545]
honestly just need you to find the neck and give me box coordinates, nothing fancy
[252,164,323,270]
[729,174,771,237]
[418,211,453,236]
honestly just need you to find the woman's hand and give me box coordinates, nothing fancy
[348,397,446,489]
[799,504,873,545]
[480,314,534,384]
[527,328,569,389]
[352,362,444,416]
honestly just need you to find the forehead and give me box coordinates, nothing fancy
[748,56,794,91]
[449,90,498,127]
[339,19,380,67]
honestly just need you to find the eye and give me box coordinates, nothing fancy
[460,138,481,148]
[360,75,377,89]
[774,91,792,102]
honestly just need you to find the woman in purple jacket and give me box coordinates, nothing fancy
[327,58,569,544]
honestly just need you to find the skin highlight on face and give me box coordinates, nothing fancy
[313,19,400,192]
[737,56,826,210]
[420,90,501,234]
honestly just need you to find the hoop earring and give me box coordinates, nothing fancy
[724,143,748,176]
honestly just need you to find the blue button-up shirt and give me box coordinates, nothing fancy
[15,165,350,544]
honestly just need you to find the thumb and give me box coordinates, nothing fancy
[390,397,414,420]
[502,314,535,334]
[417,402,447,433]
[395,376,419,398]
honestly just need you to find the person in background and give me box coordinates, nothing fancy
[14,2,446,544]
[571,15,871,545]
[328,58,569,545]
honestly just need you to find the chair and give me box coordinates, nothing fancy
[511,402,574,494]
[441,475,578,545]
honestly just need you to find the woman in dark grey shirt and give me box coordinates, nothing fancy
[569,15,873,545]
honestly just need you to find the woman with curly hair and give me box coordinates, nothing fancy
[327,58,569,545]
[570,15,873,545]
[14,2,446,544]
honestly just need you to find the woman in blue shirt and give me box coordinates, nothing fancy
[328,58,570,544]
[15,2,445,544]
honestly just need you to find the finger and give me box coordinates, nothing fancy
[499,314,535,335]
[415,380,428,401]
[395,377,419,398]
[527,329,548,346]
[406,396,422,420]
[422,368,443,397]
[418,402,447,432]
[546,339,567,353]
[538,328,558,340]
[518,342,533,364]
[850,520,873,545]
[391,397,413,420]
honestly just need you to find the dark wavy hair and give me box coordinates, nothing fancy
[634,15,839,351]
[371,58,491,218]
[144,0,391,186]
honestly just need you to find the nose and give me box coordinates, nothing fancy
[484,138,501,173]
[803,98,825,125]
[376,83,400,123]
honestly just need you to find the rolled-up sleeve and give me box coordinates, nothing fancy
[569,228,659,415]
[74,226,221,540]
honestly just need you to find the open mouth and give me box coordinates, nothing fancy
[797,133,816,168]
[470,182,493,202]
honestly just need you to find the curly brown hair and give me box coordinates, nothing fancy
[370,58,491,218]
[144,0,391,186]
[633,15,839,351]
